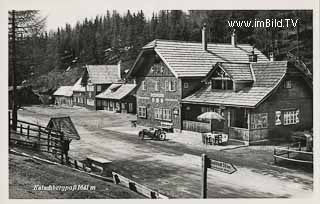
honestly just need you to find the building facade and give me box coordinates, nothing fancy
[127,27,269,131]
[96,83,137,114]
[182,61,313,143]
[53,86,73,106]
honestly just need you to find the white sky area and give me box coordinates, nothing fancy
[42,9,156,32]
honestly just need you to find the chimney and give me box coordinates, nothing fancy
[202,23,207,51]
[231,29,237,47]
[269,52,274,62]
[117,60,122,79]
[248,48,258,62]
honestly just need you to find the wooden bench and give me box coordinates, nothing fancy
[159,122,173,132]
[86,156,112,175]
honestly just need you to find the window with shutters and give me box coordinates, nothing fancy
[275,111,281,125]
[138,106,147,118]
[284,109,299,125]
[168,80,176,92]
[155,81,160,91]
[154,108,162,120]
[141,80,146,91]
[163,109,172,121]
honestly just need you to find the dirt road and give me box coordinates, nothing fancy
[17,106,313,198]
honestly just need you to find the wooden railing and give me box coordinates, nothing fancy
[228,126,249,141]
[274,142,313,164]
[183,120,210,133]
[9,113,69,164]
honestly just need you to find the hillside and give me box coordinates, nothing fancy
[9,149,143,199]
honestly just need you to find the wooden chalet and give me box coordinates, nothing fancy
[53,86,73,106]
[126,26,270,131]
[75,63,121,109]
[182,61,313,143]
[95,83,137,114]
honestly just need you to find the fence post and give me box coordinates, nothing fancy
[27,125,30,139]
[60,133,64,165]
[201,154,208,199]
[47,130,51,152]
[274,148,277,164]
[37,126,41,150]
[287,146,290,158]
[20,124,22,135]
[74,160,78,169]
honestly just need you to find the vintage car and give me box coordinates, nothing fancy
[138,127,166,141]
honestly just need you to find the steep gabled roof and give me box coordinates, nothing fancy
[72,78,86,92]
[47,116,80,140]
[86,65,120,84]
[182,61,289,108]
[53,86,73,97]
[128,39,269,78]
[96,84,136,100]
[216,62,253,81]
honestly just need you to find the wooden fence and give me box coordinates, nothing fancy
[9,113,69,164]
[183,120,210,133]
[273,142,313,164]
[112,172,169,199]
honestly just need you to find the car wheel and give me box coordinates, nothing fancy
[159,132,166,141]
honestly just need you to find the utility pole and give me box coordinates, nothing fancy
[201,154,208,198]
[9,10,17,131]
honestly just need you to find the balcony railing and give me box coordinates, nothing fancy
[229,126,249,141]
[183,120,210,133]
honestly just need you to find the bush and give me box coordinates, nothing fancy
[268,127,292,142]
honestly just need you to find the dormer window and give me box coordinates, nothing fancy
[211,68,233,90]
[212,79,233,90]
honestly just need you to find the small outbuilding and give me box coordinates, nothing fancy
[53,86,74,106]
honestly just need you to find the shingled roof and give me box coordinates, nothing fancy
[53,86,73,97]
[182,61,289,108]
[216,62,253,81]
[96,84,136,100]
[129,39,269,78]
[72,78,85,92]
[86,65,120,84]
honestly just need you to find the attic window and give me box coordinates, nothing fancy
[284,80,292,89]
[154,54,161,64]
[212,79,233,90]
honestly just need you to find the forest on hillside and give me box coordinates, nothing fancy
[9,10,313,90]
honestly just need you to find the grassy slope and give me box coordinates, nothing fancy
[9,150,143,199]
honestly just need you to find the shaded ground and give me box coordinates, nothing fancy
[16,105,313,198]
[9,148,143,199]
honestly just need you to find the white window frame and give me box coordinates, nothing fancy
[97,85,102,92]
[168,80,176,92]
[284,80,292,89]
[284,109,299,125]
[155,81,160,91]
[138,106,147,118]
[275,111,281,125]
[163,108,172,121]
[154,108,162,120]
[141,80,146,91]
